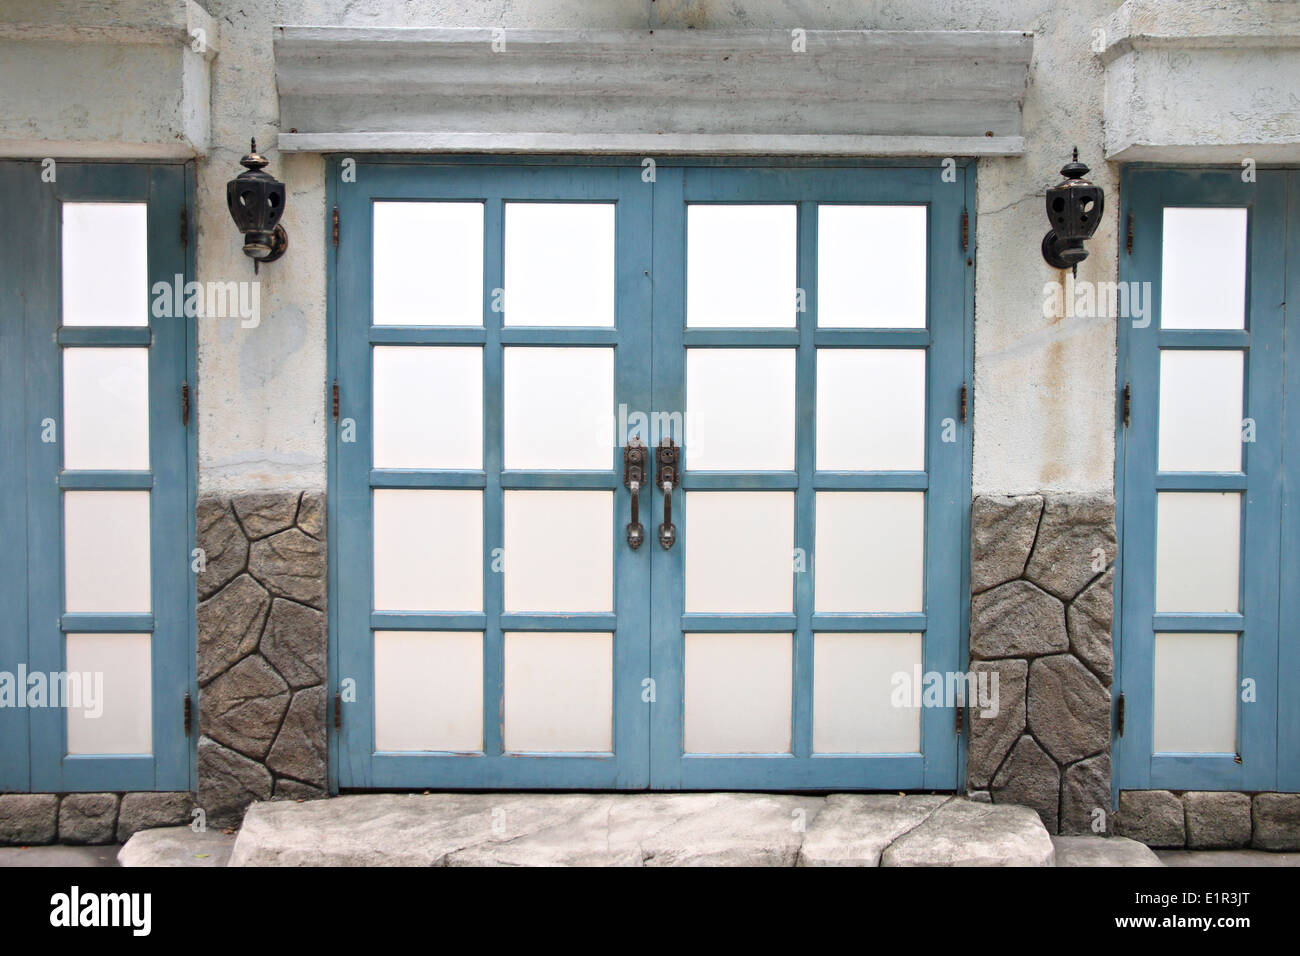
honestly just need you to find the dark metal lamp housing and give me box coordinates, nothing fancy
[1042,148,1104,270]
[226,139,288,265]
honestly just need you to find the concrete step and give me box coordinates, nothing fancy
[226,792,1058,867]
[118,826,237,867]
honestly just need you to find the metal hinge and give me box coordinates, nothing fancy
[180,206,189,249]
[955,704,964,736]
[332,206,340,247]
[1234,753,1243,765]
[334,692,343,730]
[961,208,969,251]
[1125,211,1134,255]
[183,692,193,736]
[332,380,339,421]
[1116,693,1126,736]
[1122,382,1131,427]
[960,382,969,424]
[181,381,191,426]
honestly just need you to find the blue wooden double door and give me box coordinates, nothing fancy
[332,160,972,790]
[1117,168,1300,793]
[0,162,194,793]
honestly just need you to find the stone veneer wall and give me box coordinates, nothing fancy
[1116,791,1300,850]
[0,792,195,846]
[966,494,1116,835]
[196,492,328,826]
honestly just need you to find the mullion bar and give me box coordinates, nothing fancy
[57,327,152,347]
[500,471,617,490]
[682,614,798,633]
[370,469,487,489]
[683,472,798,490]
[813,329,930,348]
[481,197,506,758]
[1154,472,1247,491]
[1156,330,1250,349]
[813,471,928,490]
[793,201,817,760]
[1152,613,1245,633]
[371,612,487,631]
[812,613,928,632]
[500,613,618,632]
[58,471,154,490]
[369,326,486,345]
[683,329,800,347]
[59,613,154,633]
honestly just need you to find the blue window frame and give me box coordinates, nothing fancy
[1116,166,1299,793]
[328,157,972,792]
[0,161,196,793]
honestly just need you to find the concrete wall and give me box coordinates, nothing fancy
[183,0,1122,497]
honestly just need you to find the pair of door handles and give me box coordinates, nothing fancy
[623,437,680,550]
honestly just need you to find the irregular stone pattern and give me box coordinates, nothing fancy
[58,793,120,845]
[968,493,1114,834]
[196,492,327,827]
[1184,791,1251,849]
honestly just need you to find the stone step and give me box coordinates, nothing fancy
[1052,835,1164,867]
[227,792,1059,867]
[118,827,237,867]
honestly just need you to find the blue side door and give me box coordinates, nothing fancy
[0,161,195,793]
[1116,166,1296,793]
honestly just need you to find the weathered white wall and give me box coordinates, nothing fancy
[5,0,1139,495]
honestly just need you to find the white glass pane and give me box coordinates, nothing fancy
[372,346,481,469]
[374,631,483,752]
[504,491,612,613]
[372,202,484,326]
[504,203,615,326]
[1161,208,1248,329]
[1154,633,1238,753]
[1155,492,1240,613]
[815,492,924,613]
[504,632,612,752]
[1158,350,1243,472]
[687,349,795,470]
[63,348,149,470]
[684,492,793,613]
[814,634,921,753]
[818,205,927,328]
[61,203,148,327]
[687,205,796,328]
[504,348,614,470]
[64,491,150,613]
[817,349,926,471]
[373,490,482,612]
[684,634,791,753]
[65,634,152,755]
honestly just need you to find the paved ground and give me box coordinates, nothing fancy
[3,793,1297,867]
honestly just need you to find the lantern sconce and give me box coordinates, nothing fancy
[226,138,288,271]
[1042,148,1104,273]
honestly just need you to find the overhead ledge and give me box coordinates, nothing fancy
[1100,0,1300,163]
[274,27,1033,156]
[0,0,218,159]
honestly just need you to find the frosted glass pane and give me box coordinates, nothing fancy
[504,348,614,469]
[814,634,921,753]
[1154,633,1238,753]
[687,205,796,327]
[504,632,612,752]
[64,491,150,613]
[818,205,927,328]
[372,346,481,469]
[684,493,793,613]
[373,490,482,612]
[61,203,148,326]
[374,631,483,751]
[504,491,612,613]
[372,202,484,326]
[817,349,926,471]
[63,348,149,470]
[687,349,795,470]
[684,634,792,753]
[504,203,615,326]
[1158,350,1243,472]
[1155,492,1240,613]
[1161,208,1247,329]
[815,492,924,613]
[65,634,152,755]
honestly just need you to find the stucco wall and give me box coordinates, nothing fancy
[186,0,1122,496]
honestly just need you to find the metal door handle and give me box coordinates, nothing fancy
[655,437,681,550]
[623,438,646,550]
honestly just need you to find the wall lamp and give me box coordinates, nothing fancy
[226,139,287,269]
[1042,148,1103,272]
